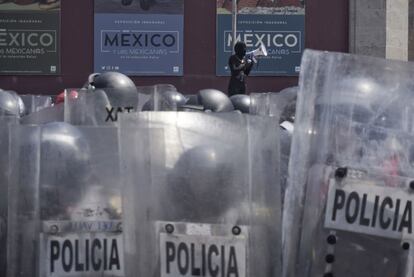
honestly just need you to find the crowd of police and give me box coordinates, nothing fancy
[1,48,414,277]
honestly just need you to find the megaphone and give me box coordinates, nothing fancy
[246,43,268,63]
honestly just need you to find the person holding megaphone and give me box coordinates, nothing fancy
[228,41,253,96]
[228,41,267,96]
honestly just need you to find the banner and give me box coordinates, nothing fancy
[94,0,184,76]
[216,0,305,76]
[0,1,61,75]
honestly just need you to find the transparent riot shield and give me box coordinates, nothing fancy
[64,84,178,125]
[64,88,129,125]
[250,87,297,120]
[138,84,188,112]
[7,122,124,277]
[63,88,107,125]
[20,104,64,125]
[136,85,178,111]
[141,90,187,112]
[136,85,158,111]
[20,95,53,115]
[120,112,282,277]
[0,116,18,277]
[250,90,297,202]
[284,49,414,277]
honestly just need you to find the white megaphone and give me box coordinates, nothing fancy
[246,43,268,63]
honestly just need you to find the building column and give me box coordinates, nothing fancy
[385,0,409,60]
[408,0,414,60]
[349,0,386,58]
[349,0,414,61]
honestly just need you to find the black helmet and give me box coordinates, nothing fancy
[230,94,250,113]
[87,72,138,108]
[0,90,25,117]
[142,90,187,111]
[167,145,237,220]
[198,89,234,112]
[20,122,92,220]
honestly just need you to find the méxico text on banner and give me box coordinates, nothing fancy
[94,0,184,76]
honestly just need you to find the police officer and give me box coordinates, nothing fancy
[228,41,254,97]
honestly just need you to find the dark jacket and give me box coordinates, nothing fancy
[228,54,253,96]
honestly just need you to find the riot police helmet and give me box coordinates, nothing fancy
[198,89,234,112]
[87,72,139,108]
[22,122,92,220]
[167,145,237,220]
[0,90,25,117]
[142,90,187,111]
[230,94,250,113]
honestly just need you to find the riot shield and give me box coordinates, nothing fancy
[64,84,178,125]
[250,87,297,120]
[64,88,114,125]
[20,104,64,125]
[20,95,53,115]
[120,112,282,277]
[141,90,187,112]
[7,122,124,277]
[250,90,297,201]
[0,116,18,277]
[136,84,178,111]
[284,49,414,277]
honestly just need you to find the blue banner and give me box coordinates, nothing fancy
[216,4,305,76]
[94,1,183,76]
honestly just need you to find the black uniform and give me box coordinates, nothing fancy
[228,41,254,96]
